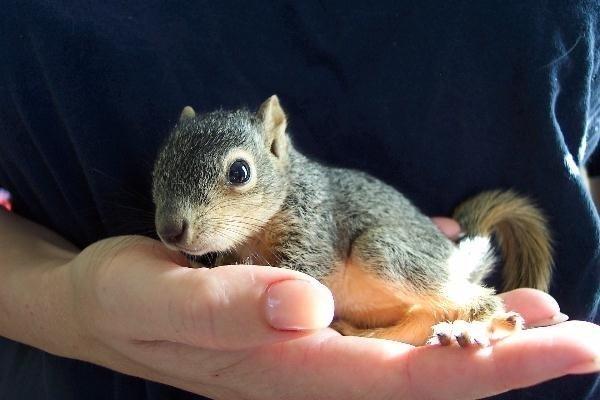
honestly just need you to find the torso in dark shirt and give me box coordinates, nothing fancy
[0,1,598,399]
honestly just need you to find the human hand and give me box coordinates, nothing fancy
[54,235,599,400]
[431,216,463,241]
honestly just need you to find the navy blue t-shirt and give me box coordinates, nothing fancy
[0,1,599,399]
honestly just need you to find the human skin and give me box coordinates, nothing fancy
[0,209,598,400]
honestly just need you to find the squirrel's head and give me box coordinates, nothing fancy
[152,95,291,257]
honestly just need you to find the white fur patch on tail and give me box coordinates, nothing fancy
[446,236,496,284]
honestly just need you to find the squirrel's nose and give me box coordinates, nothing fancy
[158,219,188,245]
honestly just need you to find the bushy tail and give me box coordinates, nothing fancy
[453,190,553,292]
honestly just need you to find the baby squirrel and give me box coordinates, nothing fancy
[152,95,553,347]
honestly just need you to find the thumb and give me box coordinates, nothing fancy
[174,264,336,350]
[96,240,335,350]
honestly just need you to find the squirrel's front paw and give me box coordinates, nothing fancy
[329,319,358,336]
[427,312,524,348]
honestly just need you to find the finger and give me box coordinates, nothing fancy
[431,217,462,241]
[96,238,334,350]
[499,288,568,327]
[124,321,600,400]
[404,321,600,399]
[231,321,600,400]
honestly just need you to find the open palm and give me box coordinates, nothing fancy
[66,236,600,400]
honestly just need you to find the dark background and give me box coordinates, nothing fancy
[0,1,599,399]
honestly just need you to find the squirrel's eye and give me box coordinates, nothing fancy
[228,159,251,185]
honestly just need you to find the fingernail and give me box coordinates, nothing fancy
[265,279,335,330]
[567,357,600,375]
[528,312,569,328]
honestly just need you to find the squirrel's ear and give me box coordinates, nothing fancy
[179,106,196,122]
[258,95,288,158]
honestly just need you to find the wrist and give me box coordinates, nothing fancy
[0,249,85,359]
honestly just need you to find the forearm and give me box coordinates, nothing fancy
[0,209,80,357]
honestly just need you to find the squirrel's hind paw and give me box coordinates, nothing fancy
[428,320,490,347]
[427,312,524,348]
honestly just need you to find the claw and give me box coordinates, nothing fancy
[437,332,453,346]
[453,320,475,347]
[431,322,453,346]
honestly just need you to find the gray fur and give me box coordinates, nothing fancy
[152,99,558,347]
[275,151,457,289]
[152,102,484,300]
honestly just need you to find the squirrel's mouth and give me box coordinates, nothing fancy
[184,251,220,268]
[169,234,238,268]
[174,244,222,268]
